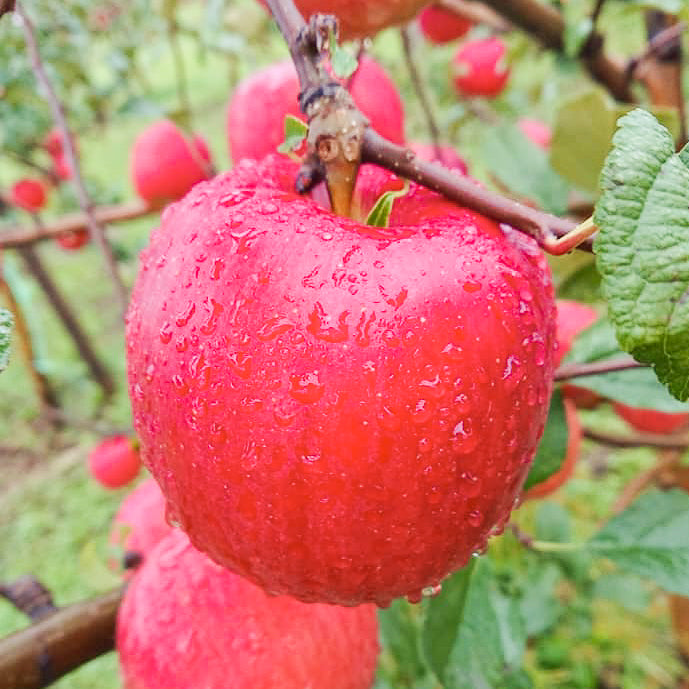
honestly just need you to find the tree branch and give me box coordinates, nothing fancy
[15,2,129,316]
[437,0,511,32]
[479,0,634,103]
[0,199,154,249]
[0,588,123,689]
[583,427,689,450]
[400,25,442,154]
[554,357,645,381]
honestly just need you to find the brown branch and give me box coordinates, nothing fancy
[400,26,442,154]
[0,577,57,623]
[0,276,60,412]
[16,238,114,398]
[479,0,634,103]
[265,0,594,254]
[15,2,129,315]
[0,199,154,249]
[437,0,511,32]
[583,427,689,450]
[0,588,123,689]
[3,152,59,186]
[554,357,645,381]
[0,0,14,18]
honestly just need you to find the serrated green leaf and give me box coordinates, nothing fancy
[589,489,689,596]
[365,181,409,228]
[423,558,526,688]
[518,563,563,637]
[564,317,689,412]
[482,123,569,215]
[277,114,307,155]
[593,573,651,612]
[0,307,12,373]
[594,108,689,401]
[329,28,358,79]
[523,390,568,491]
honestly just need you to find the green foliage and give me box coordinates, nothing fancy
[595,109,689,401]
[523,389,568,491]
[0,308,12,373]
[277,114,308,156]
[365,181,409,227]
[329,28,358,79]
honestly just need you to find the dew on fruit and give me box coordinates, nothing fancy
[378,406,401,432]
[373,260,384,269]
[258,201,279,215]
[453,393,472,414]
[288,372,325,403]
[175,301,196,328]
[307,303,349,343]
[210,258,224,280]
[462,280,481,292]
[452,419,480,454]
[144,363,155,383]
[422,584,443,598]
[419,374,446,399]
[172,374,188,396]
[459,471,482,497]
[257,316,295,341]
[468,510,484,527]
[321,232,333,241]
[411,399,432,425]
[200,298,223,335]
[418,437,433,454]
[159,322,173,344]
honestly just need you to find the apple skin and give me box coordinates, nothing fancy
[9,179,47,213]
[613,403,689,435]
[522,398,581,500]
[126,155,556,605]
[110,478,172,565]
[419,3,471,44]
[55,229,90,251]
[117,530,380,689]
[518,118,552,150]
[130,120,213,205]
[452,37,510,98]
[88,436,141,489]
[227,57,405,164]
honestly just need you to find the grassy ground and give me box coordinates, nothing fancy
[0,3,682,688]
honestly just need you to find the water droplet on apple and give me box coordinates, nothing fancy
[460,471,482,497]
[422,584,442,598]
[468,510,484,527]
[228,352,252,379]
[411,399,432,425]
[159,322,173,344]
[175,301,196,328]
[257,316,295,341]
[288,372,325,403]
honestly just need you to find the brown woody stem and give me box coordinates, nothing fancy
[0,588,123,689]
[0,199,155,249]
[554,357,645,381]
[583,428,689,451]
[15,2,129,316]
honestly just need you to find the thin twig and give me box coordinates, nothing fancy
[15,2,129,315]
[627,21,687,76]
[437,0,511,32]
[167,18,194,128]
[400,25,442,155]
[0,199,154,249]
[583,427,689,450]
[589,0,607,31]
[554,357,645,381]
[3,152,59,186]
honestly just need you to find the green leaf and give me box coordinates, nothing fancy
[593,573,651,613]
[365,181,409,228]
[277,115,308,155]
[518,563,563,637]
[565,317,689,413]
[423,558,526,688]
[594,108,689,401]
[589,489,689,596]
[0,307,12,373]
[329,28,358,79]
[523,390,568,491]
[377,599,427,684]
[482,123,569,215]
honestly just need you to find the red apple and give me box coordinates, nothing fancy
[88,436,141,489]
[130,120,213,205]
[55,229,90,251]
[9,179,47,213]
[522,398,581,500]
[110,478,172,564]
[126,155,556,605]
[518,118,552,149]
[452,37,510,98]
[44,127,63,158]
[410,142,469,175]
[554,299,601,409]
[117,530,379,689]
[227,56,405,164]
[419,3,472,44]
[613,402,689,435]
[257,0,427,39]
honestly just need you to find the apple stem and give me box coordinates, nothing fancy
[399,25,443,157]
[15,2,129,317]
[541,216,598,255]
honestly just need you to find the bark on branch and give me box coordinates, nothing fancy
[0,200,155,249]
[0,587,123,689]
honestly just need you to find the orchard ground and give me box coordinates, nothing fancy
[0,2,685,687]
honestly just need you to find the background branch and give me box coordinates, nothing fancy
[554,357,644,381]
[0,588,123,689]
[15,2,129,315]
